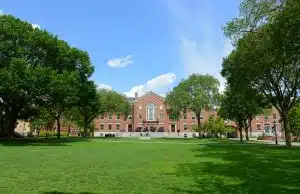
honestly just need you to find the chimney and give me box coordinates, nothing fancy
[135,92,138,99]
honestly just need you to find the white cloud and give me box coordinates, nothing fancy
[107,55,133,68]
[0,9,4,15]
[97,83,112,91]
[125,73,176,97]
[31,24,41,30]
[164,0,234,93]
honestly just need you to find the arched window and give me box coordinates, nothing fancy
[147,104,156,121]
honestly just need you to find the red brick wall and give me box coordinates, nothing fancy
[93,91,282,134]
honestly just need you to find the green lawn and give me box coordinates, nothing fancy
[0,138,300,194]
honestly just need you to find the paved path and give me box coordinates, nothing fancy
[254,140,300,146]
[93,139,300,146]
[93,140,210,145]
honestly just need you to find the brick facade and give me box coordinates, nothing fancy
[94,91,283,137]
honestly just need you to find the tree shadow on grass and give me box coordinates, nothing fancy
[0,137,92,146]
[44,191,97,194]
[44,192,97,194]
[169,143,300,194]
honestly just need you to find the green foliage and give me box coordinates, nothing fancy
[165,74,220,126]
[0,15,94,138]
[39,130,56,137]
[201,116,231,138]
[222,0,300,147]
[289,103,300,140]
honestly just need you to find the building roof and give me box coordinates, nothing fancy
[138,91,165,100]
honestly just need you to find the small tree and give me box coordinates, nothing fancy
[289,103,300,141]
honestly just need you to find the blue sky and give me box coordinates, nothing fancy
[1,0,240,97]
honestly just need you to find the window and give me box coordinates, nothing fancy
[109,114,112,120]
[100,115,104,119]
[257,124,261,130]
[128,115,132,119]
[147,104,155,121]
[116,115,120,120]
[191,113,196,120]
[264,124,271,134]
[200,113,204,119]
[108,124,112,130]
[184,124,187,131]
[273,114,276,120]
[100,124,104,130]
[116,124,120,130]
[139,112,142,119]
[160,112,164,120]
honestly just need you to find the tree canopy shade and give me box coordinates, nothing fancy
[0,15,94,138]
[222,0,300,147]
[165,74,220,128]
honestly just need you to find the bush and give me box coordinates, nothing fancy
[39,130,56,137]
[257,136,264,140]
[12,132,23,138]
[60,131,68,137]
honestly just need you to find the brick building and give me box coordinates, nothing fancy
[94,91,283,138]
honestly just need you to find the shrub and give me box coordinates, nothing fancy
[257,136,264,140]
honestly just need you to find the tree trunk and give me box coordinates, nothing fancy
[7,115,17,139]
[249,118,252,138]
[56,117,61,139]
[67,123,71,137]
[245,128,249,141]
[83,117,88,137]
[46,128,48,139]
[37,129,40,137]
[239,128,243,142]
[196,114,201,127]
[282,116,291,147]
[196,113,201,138]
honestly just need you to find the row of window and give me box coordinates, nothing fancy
[256,114,277,120]
[99,123,121,130]
[100,115,132,120]
[98,124,191,131]
[256,123,278,131]
[100,113,202,120]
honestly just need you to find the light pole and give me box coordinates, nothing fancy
[273,120,278,145]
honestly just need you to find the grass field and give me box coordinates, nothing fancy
[1,138,300,194]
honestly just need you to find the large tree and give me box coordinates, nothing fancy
[0,15,94,138]
[165,74,220,128]
[222,0,300,147]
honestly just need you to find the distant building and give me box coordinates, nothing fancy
[15,120,30,135]
[94,91,283,138]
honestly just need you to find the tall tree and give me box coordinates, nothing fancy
[0,15,94,138]
[76,81,100,136]
[223,0,300,147]
[165,74,220,128]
